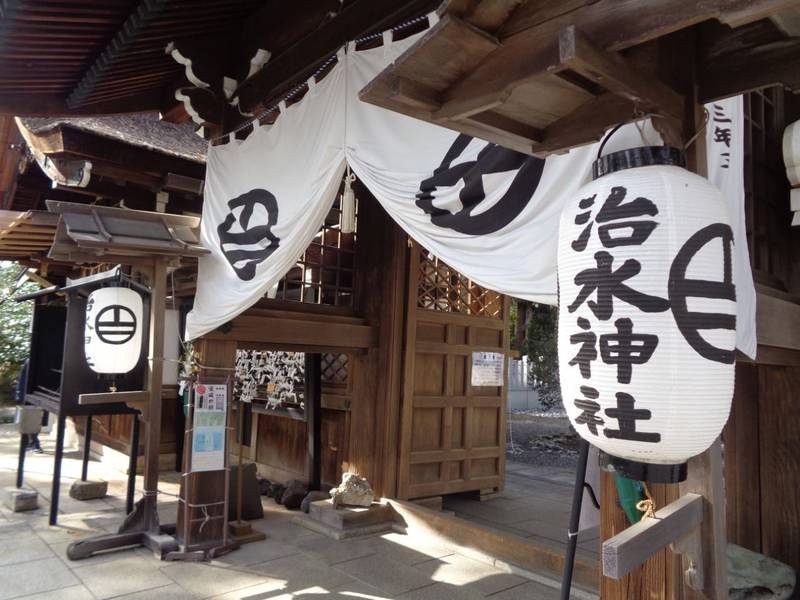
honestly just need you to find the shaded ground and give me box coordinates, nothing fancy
[443,460,599,592]
[506,411,580,469]
[0,418,575,600]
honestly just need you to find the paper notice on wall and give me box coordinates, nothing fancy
[191,383,228,472]
[471,352,505,387]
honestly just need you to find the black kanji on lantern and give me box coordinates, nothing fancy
[599,318,658,384]
[571,187,659,252]
[574,386,604,435]
[595,186,659,248]
[571,195,596,252]
[669,223,736,364]
[604,392,660,443]
[568,317,597,378]
[568,251,670,320]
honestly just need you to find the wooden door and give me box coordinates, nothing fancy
[398,244,509,500]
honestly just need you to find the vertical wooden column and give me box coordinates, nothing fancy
[305,353,322,491]
[349,189,408,497]
[143,257,166,533]
[177,337,236,547]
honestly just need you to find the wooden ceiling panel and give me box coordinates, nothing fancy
[361,0,797,156]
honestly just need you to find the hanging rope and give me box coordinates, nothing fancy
[636,482,657,519]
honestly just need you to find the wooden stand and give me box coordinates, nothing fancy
[68,257,179,560]
[601,440,728,599]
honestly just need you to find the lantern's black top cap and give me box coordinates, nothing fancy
[593,145,687,180]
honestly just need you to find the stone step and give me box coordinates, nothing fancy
[296,499,395,540]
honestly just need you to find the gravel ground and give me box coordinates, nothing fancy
[506,410,581,469]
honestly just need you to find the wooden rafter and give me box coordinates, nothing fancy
[234,0,439,115]
[360,0,797,157]
[66,0,169,108]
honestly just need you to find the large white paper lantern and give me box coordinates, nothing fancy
[557,146,736,482]
[783,119,800,186]
[84,287,144,375]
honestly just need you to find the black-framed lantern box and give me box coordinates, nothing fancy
[17,201,210,563]
[15,266,150,525]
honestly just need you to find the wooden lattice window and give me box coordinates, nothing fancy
[321,353,349,385]
[416,248,503,318]
[271,195,357,306]
[744,87,792,289]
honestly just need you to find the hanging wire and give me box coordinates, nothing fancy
[215,12,435,142]
[684,107,710,150]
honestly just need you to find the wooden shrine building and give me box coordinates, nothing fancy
[0,1,799,598]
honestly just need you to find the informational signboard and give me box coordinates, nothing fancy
[191,383,228,472]
[471,352,505,387]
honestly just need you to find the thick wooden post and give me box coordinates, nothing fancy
[305,353,322,491]
[143,257,166,533]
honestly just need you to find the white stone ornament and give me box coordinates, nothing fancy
[557,147,736,480]
[84,287,144,375]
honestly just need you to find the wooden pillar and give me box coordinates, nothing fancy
[348,188,408,497]
[305,353,322,491]
[176,337,236,547]
[142,257,166,533]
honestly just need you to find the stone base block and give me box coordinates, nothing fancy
[294,499,394,540]
[69,480,108,501]
[4,487,39,512]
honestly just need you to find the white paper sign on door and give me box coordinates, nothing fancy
[191,383,228,472]
[471,352,505,387]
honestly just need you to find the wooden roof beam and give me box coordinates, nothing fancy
[234,0,439,116]
[699,37,800,102]
[440,0,796,123]
[66,0,169,108]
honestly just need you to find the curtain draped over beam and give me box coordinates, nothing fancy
[186,22,756,360]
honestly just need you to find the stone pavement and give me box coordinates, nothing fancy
[443,461,600,565]
[0,420,583,600]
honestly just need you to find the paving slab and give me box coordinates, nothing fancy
[108,583,197,600]
[373,531,454,566]
[249,554,355,591]
[7,584,95,600]
[414,553,527,596]
[0,530,55,566]
[487,579,561,599]
[335,553,435,596]
[161,560,271,597]
[209,536,302,568]
[398,582,486,599]
[0,556,79,600]
[73,554,175,599]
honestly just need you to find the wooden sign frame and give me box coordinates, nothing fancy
[172,376,236,559]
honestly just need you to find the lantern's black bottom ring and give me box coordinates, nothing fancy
[599,452,687,484]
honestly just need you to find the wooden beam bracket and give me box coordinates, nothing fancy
[602,440,728,598]
[556,25,685,120]
[602,492,704,580]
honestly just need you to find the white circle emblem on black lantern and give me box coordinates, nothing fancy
[557,146,736,483]
[84,286,144,375]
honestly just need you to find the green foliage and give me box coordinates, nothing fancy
[508,299,519,351]
[0,262,38,404]
[523,303,562,410]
